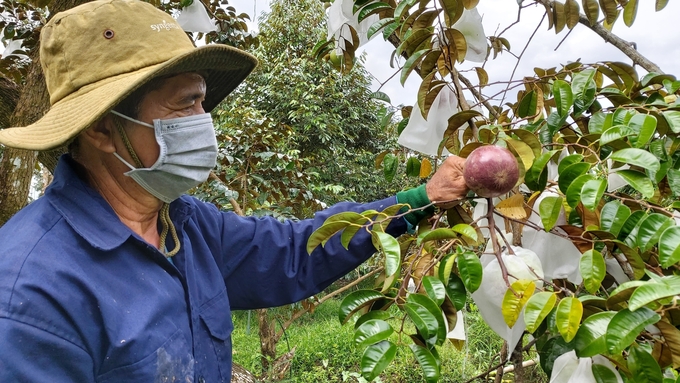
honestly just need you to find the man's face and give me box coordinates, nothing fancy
[121,72,207,167]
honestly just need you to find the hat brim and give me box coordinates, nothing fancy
[0,44,257,151]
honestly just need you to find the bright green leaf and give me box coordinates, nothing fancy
[629,114,657,148]
[372,231,401,277]
[457,250,482,293]
[558,162,592,194]
[629,276,680,311]
[553,79,574,118]
[606,307,661,355]
[556,297,583,342]
[636,213,674,253]
[580,249,606,294]
[610,148,660,173]
[663,111,680,133]
[566,174,595,208]
[600,200,631,236]
[659,226,680,268]
[524,292,557,333]
[539,196,563,232]
[502,280,536,328]
[581,178,607,211]
[573,311,616,357]
[614,169,655,199]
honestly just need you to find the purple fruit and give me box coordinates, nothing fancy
[463,146,519,198]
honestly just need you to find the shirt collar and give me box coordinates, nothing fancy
[46,155,193,251]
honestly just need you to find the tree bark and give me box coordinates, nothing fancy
[0,0,89,227]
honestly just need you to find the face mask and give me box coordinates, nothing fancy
[110,110,218,203]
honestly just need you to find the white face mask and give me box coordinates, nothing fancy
[110,110,218,203]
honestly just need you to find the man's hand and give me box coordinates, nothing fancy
[426,156,469,208]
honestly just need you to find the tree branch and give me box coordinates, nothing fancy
[533,0,664,74]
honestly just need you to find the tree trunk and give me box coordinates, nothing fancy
[231,363,257,383]
[257,309,278,375]
[0,0,89,227]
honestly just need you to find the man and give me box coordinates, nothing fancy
[0,1,468,382]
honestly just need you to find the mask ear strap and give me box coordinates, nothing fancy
[110,110,154,128]
[112,115,145,168]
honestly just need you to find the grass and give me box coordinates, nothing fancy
[231,290,548,383]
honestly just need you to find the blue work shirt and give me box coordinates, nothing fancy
[0,155,407,382]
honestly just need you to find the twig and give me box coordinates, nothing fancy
[532,0,664,73]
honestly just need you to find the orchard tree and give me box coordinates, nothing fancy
[310,0,680,382]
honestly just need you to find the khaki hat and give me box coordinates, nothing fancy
[0,0,258,150]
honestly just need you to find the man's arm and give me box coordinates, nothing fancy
[0,317,94,382]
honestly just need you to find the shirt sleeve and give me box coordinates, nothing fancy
[0,317,94,382]
[210,197,408,310]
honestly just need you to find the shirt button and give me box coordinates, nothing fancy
[198,376,206,383]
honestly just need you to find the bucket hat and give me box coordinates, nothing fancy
[0,0,258,150]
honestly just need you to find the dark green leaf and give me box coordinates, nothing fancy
[517,90,538,118]
[339,290,386,324]
[581,178,607,211]
[636,213,673,253]
[355,311,392,329]
[659,226,680,268]
[628,344,663,383]
[354,319,394,348]
[445,272,467,311]
[592,364,620,383]
[410,344,440,383]
[361,340,397,381]
[383,153,398,182]
[600,200,631,237]
[422,276,447,306]
[558,162,592,194]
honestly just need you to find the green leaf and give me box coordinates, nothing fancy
[422,276,447,306]
[383,153,398,182]
[659,226,680,268]
[580,249,606,294]
[438,253,456,287]
[538,336,574,377]
[581,178,607,211]
[502,280,536,328]
[394,0,417,19]
[600,200,631,237]
[571,69,597,117]
[517,90,538,118]
[367,18,396,40]
[592,364,620,383]
[444,273,467,311]
[629,277,680,311]
[606,308,661,354]
[668,169,680,197]
[573,311,616,357]
[361,340,397,381]
[539,196,563,232]
[623,0,638,27]
[636,213,674,253]
[372,231,401,278]
[354,319,394,348]
[558,162,592,194]
[600,125,636,145]
[417,225,477,245]
[401,48,429,86]
[457,250,483,293]
[558,153,585,174]
[410,344,440,383]
[553,79,574,118]
[525,151,556,191]
[663,111,680,133]
[355,311,392,329]
[357,2,392,23]
[566,174,595,208]
[628,344,663,383]
[629,114,657,148]
[406,157,421,177]
[371,91,392,104]
[556,297,583,342]
[339,290,386,324]
[610,148,660,173]
[614,169,655,199]
[307,221,353,254]
[524,292,557,333]
[405,296,443,346]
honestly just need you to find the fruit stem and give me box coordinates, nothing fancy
[486,197,511,287]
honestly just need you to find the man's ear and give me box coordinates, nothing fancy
[81,116,117,153]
